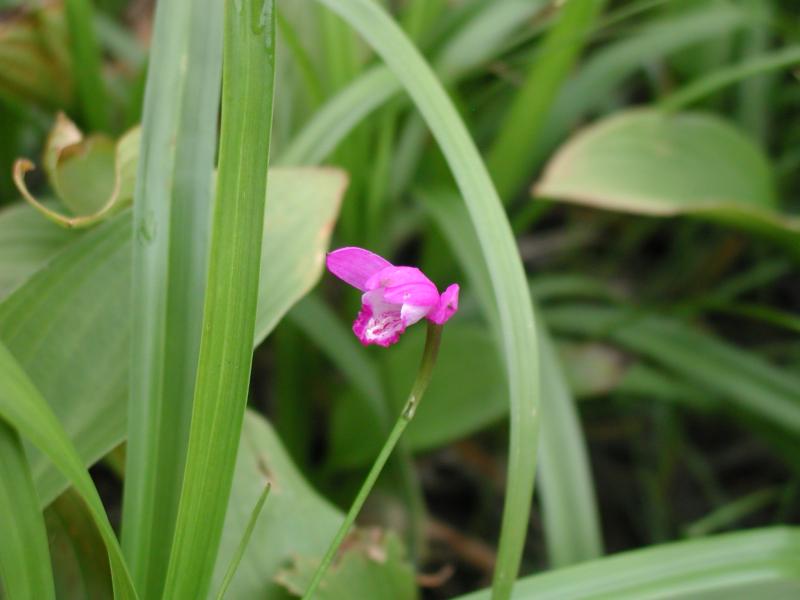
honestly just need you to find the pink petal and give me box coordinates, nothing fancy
[365,266,439,307]
[326,247,393,292]
[353,290,406,347]
[427,283,459,324]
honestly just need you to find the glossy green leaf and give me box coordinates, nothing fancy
[0,341,137,599]
[162,1,276,595]
[314,3,541,595]
[0,420,55,600]
[458,527,800,599]
[0,166,344,508]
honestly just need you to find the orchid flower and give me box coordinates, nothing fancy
[326,246,459,347]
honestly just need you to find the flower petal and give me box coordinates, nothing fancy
[366,266,439,307]
[353,290,406,347]
[326,247,393,291]
[400,303,431,326]
[427,283,459,324]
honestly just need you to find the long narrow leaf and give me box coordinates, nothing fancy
[0,341,138,599]
[314,2,540,597]
[64,0,109,131]
[0,421,55,600]
[457,527,800,599]
[420,189,602,567]
[122,0,223,593]
[162,1,276,597]
[487,0,605,200]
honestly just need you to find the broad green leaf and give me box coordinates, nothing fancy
[546,303,800,436]
[45,489,112,599]
[0,166,345,508]
[162,1,276,596]
[0,341,137,599]
[210,411,343,599]
[0,201,78,299]
[275,530,417,600]
[458,527,800,599]
[535,109,800,254]
[0,420,55,600]
[314,4,541,595]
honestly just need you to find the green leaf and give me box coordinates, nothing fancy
[529,2,748,170]
[45,489,112,599]
[275,530,417,600]
[457,527,800,599]
[0,202,78,299]
[64,0,109,131]
[534,110,800,252]
[161,1,276,597]
[0,4,73,111]
[420,189,603,568]
[13,115,139,227]
[545,304,800,436]
[277,0,546,167]
[0,420,55,600]
[121,0,224,589]
[0,341,137,599]
[487,0,606,200]
[314,3,541,595]
[209,410,343,599]
[0,166,344,508]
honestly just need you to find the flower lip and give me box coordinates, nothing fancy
[326,246,459,347]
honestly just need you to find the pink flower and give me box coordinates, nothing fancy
[326,247,459,347]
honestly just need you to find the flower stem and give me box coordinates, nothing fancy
[302,322,444,599]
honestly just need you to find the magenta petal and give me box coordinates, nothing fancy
[326,247,393,291]
[353,290,405,347]
[366,266,440,307]
[427,283,459,324]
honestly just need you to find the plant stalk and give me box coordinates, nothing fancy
[302,322,443,599]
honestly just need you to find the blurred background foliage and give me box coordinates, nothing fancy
[1,0,799,598]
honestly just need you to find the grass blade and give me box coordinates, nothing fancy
[162,0,276,597]
[420,189,603,567]
[0,341,138,599]
[314,2,540,597]
[659,46,800,112]
[487,0,605,200]
[214,483,271,600]
[64,0,109,131]
[122,0,223,593]
[0,421,55,600]
[457,527,800,599]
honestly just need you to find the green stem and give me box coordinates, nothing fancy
[302,322,443,600]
